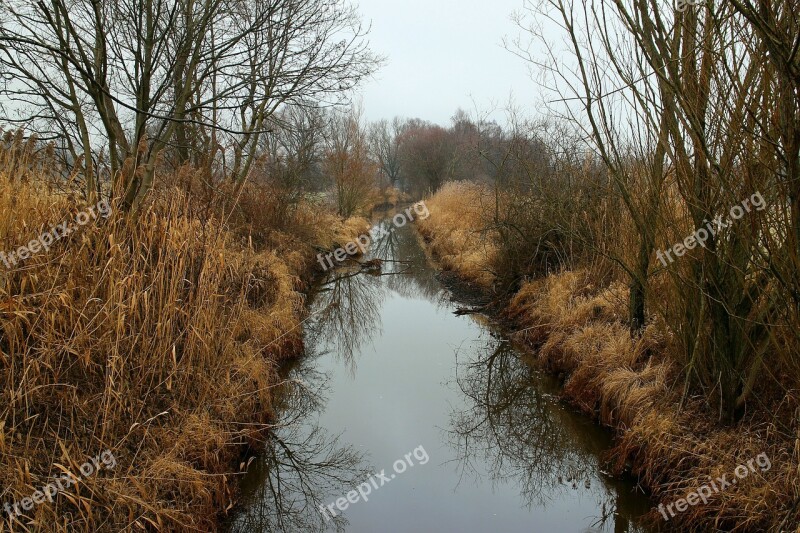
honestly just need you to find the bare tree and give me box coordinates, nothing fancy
[0,0,380,208]
[324,107,377,217]
[509,0,794,423]
[510,0,669,332]
[398,122,457,196]
[368,117,403,189]
[261,104,327,194]
[728,0,800,310]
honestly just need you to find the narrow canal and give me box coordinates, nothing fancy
[227,211,653,532]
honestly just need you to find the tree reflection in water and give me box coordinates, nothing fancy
[306,215,450,376]
[228,355,371,533]
[367,215,453,306]
[309,268,386,375]
[231,216,438,532]
[447,336,649,533]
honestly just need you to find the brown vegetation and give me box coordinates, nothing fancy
[507,271,798,531]
[0,138,367,531]
[508,0,800,425]
[416,181,499,288]
[419,182,800,531]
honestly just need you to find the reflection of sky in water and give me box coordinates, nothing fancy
[228,219,653,533]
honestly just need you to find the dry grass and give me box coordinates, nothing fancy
[374,186,410,209]
[0,139,365,531]
[507,272,800,531]
[416,181,499,288]
[422,182,800,531]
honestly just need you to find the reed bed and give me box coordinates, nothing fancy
[0,138,366,531]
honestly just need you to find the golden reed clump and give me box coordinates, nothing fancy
[421,185,800,531]
[416,181,500,288]
[0,136,366,531]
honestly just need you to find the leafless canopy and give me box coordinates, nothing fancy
[0,0,380,207]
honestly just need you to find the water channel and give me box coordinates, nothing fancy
[227,211,653,533]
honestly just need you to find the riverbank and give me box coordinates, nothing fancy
[0,142,368,531]
[229,213,655,532]
[417,182,798,531]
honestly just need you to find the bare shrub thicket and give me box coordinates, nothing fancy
[496,0,800,427]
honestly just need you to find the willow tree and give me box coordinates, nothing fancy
[514,0,789,423]
[729,0,800,310]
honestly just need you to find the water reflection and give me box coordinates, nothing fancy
[358,215,451,309]
[230,220,419,532]
[309,271,385,374]
[448,337,650,532]
[381,223,444,303]
[229,357,371,533]
[228,216,654,533]
[305,215,435,373]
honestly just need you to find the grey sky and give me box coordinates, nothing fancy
[353,0,539,126]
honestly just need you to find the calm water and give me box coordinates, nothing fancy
[227,213,653,532]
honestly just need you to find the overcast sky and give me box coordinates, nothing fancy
[352,0,540,126]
